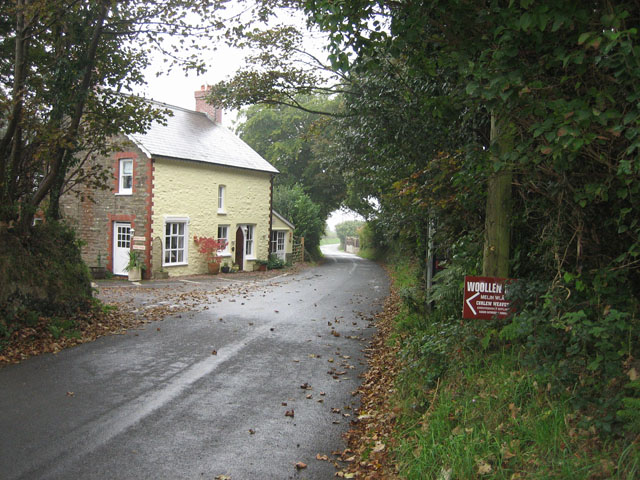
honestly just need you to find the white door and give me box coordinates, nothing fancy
[113,222,131,275]
[273,231,286,261]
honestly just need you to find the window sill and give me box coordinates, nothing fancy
[115,192,133,196]
[162,262,188,268]
[217,211,227,215]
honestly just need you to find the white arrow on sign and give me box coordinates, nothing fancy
[466,291,480,316]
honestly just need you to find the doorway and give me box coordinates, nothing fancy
[235,226,244,271]
[113,222,131,275]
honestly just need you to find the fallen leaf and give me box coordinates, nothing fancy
[249,429,255,435]
[211,350,217,355]
[215,475,231,480]
[316,453,328,461]
[372,441,385,453]
[295,462,307,470]
[477,459,492,475]
[285,409,295,417]
[66,391,75,397]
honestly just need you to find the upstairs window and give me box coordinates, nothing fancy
[218,185,226,213]
[119,159,133,195]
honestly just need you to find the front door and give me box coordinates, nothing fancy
[113,222,131,275]
[272,230,286,261]
[235,226,244,271]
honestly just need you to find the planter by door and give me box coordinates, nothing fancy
[208,262,220,274]
[128,267,142,282]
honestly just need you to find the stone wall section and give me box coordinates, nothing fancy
[60,136,152,276]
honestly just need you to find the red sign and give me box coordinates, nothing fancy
[463,275,514,320]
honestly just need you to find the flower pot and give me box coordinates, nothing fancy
[127,267,142,282]
[221,265,230,273]
[208,262,220,274]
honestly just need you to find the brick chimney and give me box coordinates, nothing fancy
[194,85,222,123]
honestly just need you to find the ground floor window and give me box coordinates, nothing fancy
[164,218,188,265]
[271,230,285,253]
[218,225,229,254]
[245,225,254,258]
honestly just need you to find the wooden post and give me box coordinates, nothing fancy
[483,114,512,278]
[301,237,305,262]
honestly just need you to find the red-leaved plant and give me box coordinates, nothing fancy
[193,236,227,264]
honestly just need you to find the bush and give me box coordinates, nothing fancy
[0,222,93,338]
[267,253,285,270]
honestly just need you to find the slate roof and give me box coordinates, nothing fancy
[128,101,278,174]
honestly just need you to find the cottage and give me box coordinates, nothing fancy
[61,86,280,278]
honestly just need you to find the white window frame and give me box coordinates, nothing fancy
[271,230,285,253]
[163,216,189,266]
[218,185,226,213]
[217,225,230,255]
[244,225,255,259]
[118,158,133,195]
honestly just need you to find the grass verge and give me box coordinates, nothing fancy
[348,257,640,479]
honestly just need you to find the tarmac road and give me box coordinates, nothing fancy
[0,245,388,480]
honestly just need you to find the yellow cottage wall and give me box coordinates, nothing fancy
[152,157,273,276]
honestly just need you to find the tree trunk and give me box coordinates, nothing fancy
[482,115,512,278]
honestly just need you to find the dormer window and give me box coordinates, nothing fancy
[118,158,133,195]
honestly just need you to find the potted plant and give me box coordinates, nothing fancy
[221,260,231,274]
[254,259,268,272]
[193,236,227,274]
[124,250,144,281]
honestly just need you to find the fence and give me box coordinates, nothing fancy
[291,236,305,263]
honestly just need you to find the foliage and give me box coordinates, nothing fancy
[193,236,227,264]
[0,0,227,232]
[0,221,92,338]
[384,254,640,480]
[237,96,346,218]
[272,184,325,255]
[124,251,144,272]
[267,253,285,270]
[334,220,364,250]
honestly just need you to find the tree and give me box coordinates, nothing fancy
[273,184,324,256]
[0,0,224,233]
[237,95,346,217]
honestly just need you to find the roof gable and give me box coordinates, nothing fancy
[128,101,278,174]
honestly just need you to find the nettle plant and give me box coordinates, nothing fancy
[193,236,227,264]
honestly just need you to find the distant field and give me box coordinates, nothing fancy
[320,236,340,246]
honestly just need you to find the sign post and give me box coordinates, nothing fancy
[463,275,514,320]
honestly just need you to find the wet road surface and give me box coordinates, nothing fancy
[0,247,388,479]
